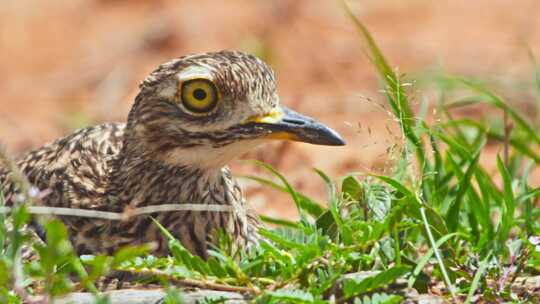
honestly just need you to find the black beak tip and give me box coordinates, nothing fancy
[324,129,347,146]
[312,126,346,146]
[333,136,347,146]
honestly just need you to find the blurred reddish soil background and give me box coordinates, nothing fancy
[1,0,540,219]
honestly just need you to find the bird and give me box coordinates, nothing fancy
[0,51,345,258]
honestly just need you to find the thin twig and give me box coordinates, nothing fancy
[115,268,259,295]
[0,204,234,221]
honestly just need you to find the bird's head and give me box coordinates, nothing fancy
[127,51,345,169]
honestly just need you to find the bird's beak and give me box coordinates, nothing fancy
[243,107,346,146]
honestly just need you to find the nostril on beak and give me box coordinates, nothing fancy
[282,118,306,126]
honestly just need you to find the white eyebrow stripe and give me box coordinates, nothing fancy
[176,65,213,81]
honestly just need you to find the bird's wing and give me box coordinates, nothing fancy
[0,123,125,210]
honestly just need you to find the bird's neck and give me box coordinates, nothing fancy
[108,140,240,211]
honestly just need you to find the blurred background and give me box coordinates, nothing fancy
[1,0,540,219]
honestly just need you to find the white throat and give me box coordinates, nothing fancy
[158,139,264,171]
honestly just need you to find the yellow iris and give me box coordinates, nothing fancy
[180,79,219,114]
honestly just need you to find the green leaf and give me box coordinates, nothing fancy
[354,293,403,304]
[152,218,209,276]
[315,210,337,239]
[91,294,111,304]
[207,258,227,278]
[12,204,30,229]
[259,228,309,250]
[366,184,392,222]
[342,176,363,201]
[265,289,314,303]
[163,287,184,304]
[112,245,151,267]
[44,220,70,255]
[81,255,110,282]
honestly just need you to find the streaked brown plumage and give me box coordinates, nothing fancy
[0,51,344,258]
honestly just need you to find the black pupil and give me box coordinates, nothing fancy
[193,88,207,101]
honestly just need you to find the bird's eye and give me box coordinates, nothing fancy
[180,79,219,114]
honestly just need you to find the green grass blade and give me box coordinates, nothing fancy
[442,117,540,164]
[418,194,457,301]
[446,148,481,232]
[408,232,460,288]
[517,186,540,204]
[259,215,300,228]
[519,161,534,235]
[241,174,325,217]
[251,161,311,220]
[342,1,425,167]
[456,77,540,147]
[496,155,515,249]
[369,175,414,198]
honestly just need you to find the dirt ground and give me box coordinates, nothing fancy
[1,0,540,219]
